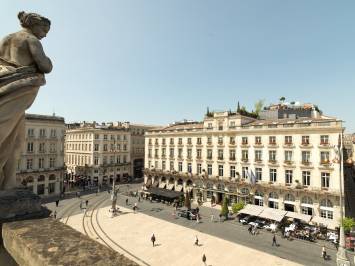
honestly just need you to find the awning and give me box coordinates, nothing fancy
[147,187,183,200]
[175,185,183,192]
[167,184,174,190]
[258,208,287,222]
[285,212,312,223]
[238,204,264,216]
[311,216,339,230]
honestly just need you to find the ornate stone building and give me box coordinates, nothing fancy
[16,114,65,197]
[65,121,156,185]
[144,108,344,229]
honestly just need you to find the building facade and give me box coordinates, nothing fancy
[65,122,156,185]
[144,109,344,229]
[16,114,65,197]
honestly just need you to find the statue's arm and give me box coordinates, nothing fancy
[27,38,53,73]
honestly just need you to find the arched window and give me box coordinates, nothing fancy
[169,177,174,184]
[301,196,313,205]
[255,191,264,197]
[49,174,56,181]
[241,188,249,195]
[217,183,225,191]
[269,192,278,199]
[177,178,183,185]
[320,199,333,208]
[161,176,166,182]
[284,193,295,202]
[186,179,193,186]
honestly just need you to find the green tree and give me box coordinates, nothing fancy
[220,196,229,220]
[237,101,241,112]
[342,217,355,233]
[232,202,245,214]
[254,99,265,116]
[279,96,286,103]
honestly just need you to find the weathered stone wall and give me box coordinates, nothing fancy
[2,218,139,266]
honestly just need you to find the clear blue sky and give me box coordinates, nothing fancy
[2,1,355,131]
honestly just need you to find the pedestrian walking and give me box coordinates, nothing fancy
[210,214,214,222]
[138,196,141,202]
[194,235,199,246]
[248,225,252,234]
[196,206,199,214]
[321,245,327,260]
[151,233,156,247]
[219,213,222,222]
[126,198,129,205]
[85,200,89,207]
[53,210,57,219]
[196,214,200,224]
[55,200,59,207]
[202,254,206,265]
[80,201,83,210]
[272,234,277,246]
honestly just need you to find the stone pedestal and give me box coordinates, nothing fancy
[0,188,50,223]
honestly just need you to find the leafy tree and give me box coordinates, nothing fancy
[279,96,286,103]
[232,202,245,214]
[254,99,265,116]
[220,196,229,219]
[342,217,355,233]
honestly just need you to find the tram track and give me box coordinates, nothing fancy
[81,194,151,266]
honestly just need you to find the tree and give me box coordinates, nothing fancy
[342,217,355,233]
[184,191,191,210]
[220,196,229,220]
[232,202,245,214]
[237,101,241,112]
[254,99,265,116]
[279,96,286,103]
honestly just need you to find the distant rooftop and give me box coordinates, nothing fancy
[25,113,65,123]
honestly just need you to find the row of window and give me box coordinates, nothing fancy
[66,143,128,152]
[148,148,331,164]
[24,158,57,170]
[149,161,331,188]
[148,135,331,146]
[67,133,128,141]
[27,142,58,153]
[66,154,128,166]
[27,128,59,138]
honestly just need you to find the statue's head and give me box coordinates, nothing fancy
[18,11,51,40]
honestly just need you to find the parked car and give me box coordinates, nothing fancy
[240,215,257,225]
[177,209,199,220]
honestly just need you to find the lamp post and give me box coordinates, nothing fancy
[335,131,350,266]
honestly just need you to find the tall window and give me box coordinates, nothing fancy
[50,129,56,138]
[49,157,56,168]
[94,144,99,151]
[27,142,34,153]
[255,136,262,144]
[242,150,248,160]
[302,136,310,145]
[207,164,212,175]
[320,135,329,145]
[197,137,202,145]
[320,199,333,219]
[207,136,212,144]
[302,171,310,186]
[269,169,277,182]
[170,138,174,145]
[187,149,192,158]
[218,149,224,160]
[285,136,292,145]
[38,158,44,169]
[321,172,330,188]
[242,167,249,179]
[230,136,235,144]
[269,136,276,144]
[197,149,202,158]
[178,162,183,172]
[230,166,235,178]
[197,163,202,174]
[187,138,192,144]
[162,161,166,170]
[178,148,183,158]
[302,151,311,163]
[187,163,192,173]
[27,128,34,137]
[162,148,166,156]
[170,161,174,171]
[255,168,262,181]
[229,150,236,160]
[320,151,330,164]
[285,170,293,184]
[255,150,262,161]
[94,157,99,165]
[39,129,46,138]
[242,137,248,145]
[269,150,276,161]
[178,138,182,145]
[218,137,223,145]
[26,159,33,170]
[284,151,293,162]
[218,165,224,177]
[207,149,213,160]
[169,148,174,157]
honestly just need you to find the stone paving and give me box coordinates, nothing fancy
[66,204,302,266]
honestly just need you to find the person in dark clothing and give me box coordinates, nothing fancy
[202,254,206,265]
[53,210,57,219]
[196,207,199,214]
[151,234,156,247]
[85,200,89,207]
[55,200,59,207]
[272,234,277,246]
[126,198,129,205]
[248,225,253,234]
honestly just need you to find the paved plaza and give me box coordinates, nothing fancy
[66,204,301,266]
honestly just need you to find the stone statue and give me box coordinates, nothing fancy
[0,11,52,190]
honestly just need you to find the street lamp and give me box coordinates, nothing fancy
[334,130,350,266]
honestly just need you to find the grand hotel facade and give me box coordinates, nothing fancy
[144,108,344,228]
